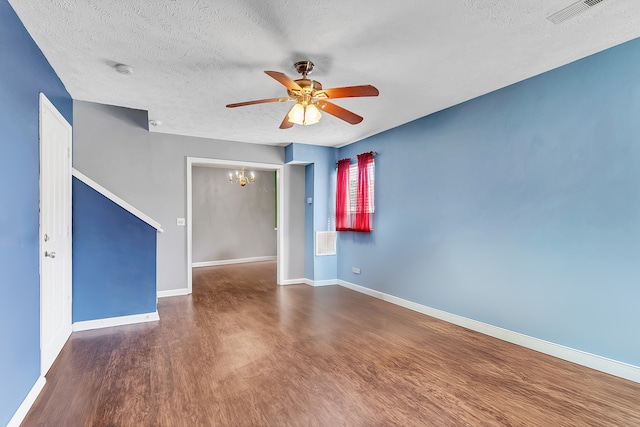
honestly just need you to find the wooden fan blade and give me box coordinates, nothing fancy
[226,97,290,108]
[264,71,302,91]
[317,100,363,125]
[316,85,379,99]
[280,106,295,129]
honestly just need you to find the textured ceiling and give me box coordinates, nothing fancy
[8,0,640,147]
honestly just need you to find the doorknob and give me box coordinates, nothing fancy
[44,251,56,258]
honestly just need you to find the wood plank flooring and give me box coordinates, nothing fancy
[22,261,640,426]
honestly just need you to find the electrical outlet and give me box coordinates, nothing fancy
[352,267,361,275]
[176,218,185,226]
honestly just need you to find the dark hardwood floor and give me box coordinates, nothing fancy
[22,261,640,426]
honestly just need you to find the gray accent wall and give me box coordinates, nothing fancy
[72,100,304,292]
[192,167,276,263]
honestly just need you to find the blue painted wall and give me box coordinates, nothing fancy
[305,164,315,279]
[0,1,72,424]
[287,143,338,281]
[337,37,640,366]
[72,178,157,321]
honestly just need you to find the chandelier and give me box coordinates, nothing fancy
[229,167,255,187]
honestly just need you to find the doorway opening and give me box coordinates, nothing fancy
[186,157,285,293]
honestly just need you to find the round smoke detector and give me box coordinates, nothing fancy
[114,63,134,75]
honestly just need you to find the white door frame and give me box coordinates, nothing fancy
[39,93,72,376]
[186,157,285,293]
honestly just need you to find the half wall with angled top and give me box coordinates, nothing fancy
[72,176,159,323]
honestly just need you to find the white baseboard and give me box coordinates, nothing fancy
[280,278,337,287]
[72,311,159,332]
[280,278,308,286]
[192,256,276,268]
[337,280,640,384]
[7,375,46,427]
[157,288,191,298]
[312,279,339,287]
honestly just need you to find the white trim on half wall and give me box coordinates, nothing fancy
[337,279,640,384]
[72,169,163,233]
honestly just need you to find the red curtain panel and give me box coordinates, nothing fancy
[336,158,351,231]
[354,152,374,232]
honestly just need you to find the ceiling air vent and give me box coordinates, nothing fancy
[547,0,606,24]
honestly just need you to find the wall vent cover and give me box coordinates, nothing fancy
[315,231,337,256]
[547,0,606,24]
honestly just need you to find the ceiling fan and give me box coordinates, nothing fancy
[226,61,379,129]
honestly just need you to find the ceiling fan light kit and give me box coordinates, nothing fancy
[288,102,322,125]
[226,61,379,129]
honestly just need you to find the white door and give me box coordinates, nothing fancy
[39,93,72,376]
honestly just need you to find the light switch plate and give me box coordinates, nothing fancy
[177,218,185,226]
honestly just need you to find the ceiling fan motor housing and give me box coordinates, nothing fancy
[288,79,323,99]
[294,60,314,77]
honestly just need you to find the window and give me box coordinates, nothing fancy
[348,161,374,214]
[336,152,375,232]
